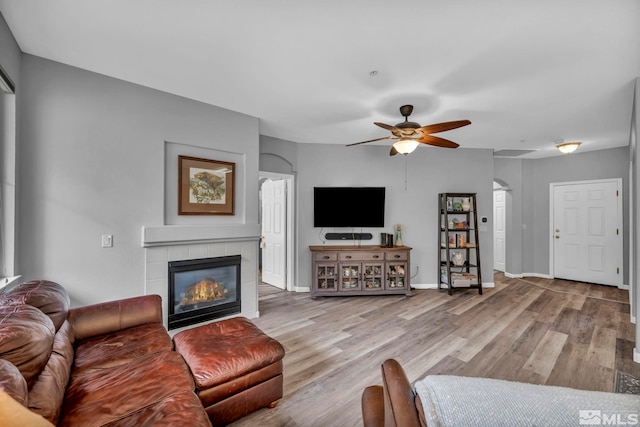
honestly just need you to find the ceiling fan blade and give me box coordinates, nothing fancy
[346,136,393,147]
[374,122,399,132]
[390,146,399,156]
[419,120,471,135]
[416,134,460,149]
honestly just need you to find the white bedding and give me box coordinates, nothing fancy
[414,375,640,427]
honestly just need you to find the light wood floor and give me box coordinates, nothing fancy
[230,273,638,427]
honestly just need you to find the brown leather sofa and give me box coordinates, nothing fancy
[0,280,213,426]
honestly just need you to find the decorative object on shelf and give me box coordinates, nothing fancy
[380,233,394,247]
[447,198,453,211]
[461,197,471,212]
[452,251,465,266]
[178,155,235,215]
[394,224,404,246]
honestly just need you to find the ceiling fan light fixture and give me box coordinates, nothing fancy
[556,141,581,154]
[392,138,419,155]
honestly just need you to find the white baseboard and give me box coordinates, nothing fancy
[504,272,523,279]
[411,283,495,290]
[411,283,438,290]
[631,315,636,325]
[293,286,310,293]
[504,272,553,279]
[634,347,640,364]
[618,283,630,290]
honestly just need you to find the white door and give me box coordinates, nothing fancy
[552,180,621,286]
[493,190,506,272]
[261,179,287,289]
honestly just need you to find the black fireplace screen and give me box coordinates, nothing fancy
[168,255,241,330]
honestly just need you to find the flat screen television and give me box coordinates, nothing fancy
[313,187,385,228]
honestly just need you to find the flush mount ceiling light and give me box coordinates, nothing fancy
[392,138,420,155]
[556,141,581,154]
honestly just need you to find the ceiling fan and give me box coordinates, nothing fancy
[347,105,471,156]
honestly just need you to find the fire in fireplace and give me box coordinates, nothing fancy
[168,255,241,330]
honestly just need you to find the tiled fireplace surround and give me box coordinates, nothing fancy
[142,224,260,334]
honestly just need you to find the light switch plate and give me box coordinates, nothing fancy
[101,234,113,248]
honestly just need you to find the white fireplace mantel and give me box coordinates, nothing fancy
[142,223,261,333]
[142,224,261,247]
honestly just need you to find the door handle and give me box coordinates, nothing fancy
[555,235,560,239]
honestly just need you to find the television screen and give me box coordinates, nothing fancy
[313,187,385,228]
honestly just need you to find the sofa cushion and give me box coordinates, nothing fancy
[60,351,196,426]
[70,294,163,341]
[72,323,173,377]
[2,280,70,332]
[0,359,28,407]
[27,320,75,425]
[0,304,55,388]
[101,390,212,427]
[0,390,55,427]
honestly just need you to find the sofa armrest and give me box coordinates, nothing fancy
[362,385,385,427]
[70,295,163,340]
[380,359,421,427]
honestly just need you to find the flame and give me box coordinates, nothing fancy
[180,278,229,306]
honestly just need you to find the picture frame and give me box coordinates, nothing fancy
[178,155,235,215]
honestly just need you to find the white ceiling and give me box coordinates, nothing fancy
[1,0,639,158]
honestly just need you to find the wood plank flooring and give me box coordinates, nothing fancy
[230,273,637,427]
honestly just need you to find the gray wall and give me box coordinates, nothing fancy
[18,55,260,306]
[261,139,495,288]
[259,135,298,175]
[495,146,630,281]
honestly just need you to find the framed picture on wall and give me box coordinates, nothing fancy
[178,155,235,215]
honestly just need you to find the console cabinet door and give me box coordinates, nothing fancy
[386,261,407,290]
[363,262,384,290]
[340,263,362,291]
[315,263,337,292]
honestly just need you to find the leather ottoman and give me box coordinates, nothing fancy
[173,317,285,426]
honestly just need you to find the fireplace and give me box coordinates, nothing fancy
[168,255,241,330]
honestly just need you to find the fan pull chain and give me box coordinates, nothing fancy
[404,156,408,190]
